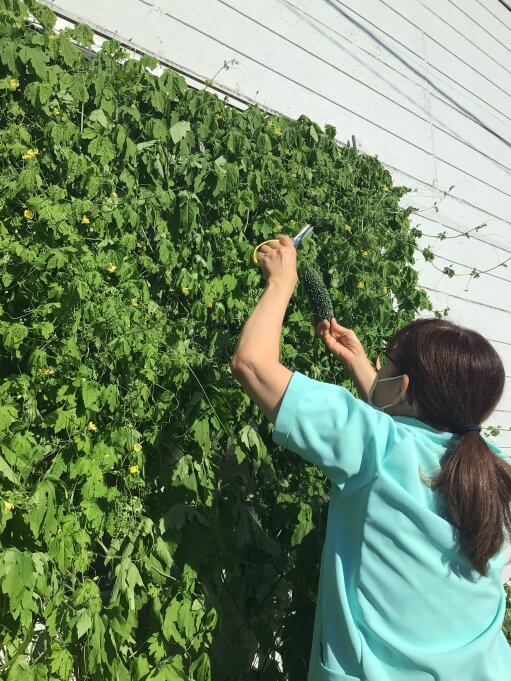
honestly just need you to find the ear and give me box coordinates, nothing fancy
[398,374,410,399]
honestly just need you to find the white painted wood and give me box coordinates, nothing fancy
[427,0,511,73]
[450,0,511,49]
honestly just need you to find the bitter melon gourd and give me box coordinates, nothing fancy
[302,263,334,322]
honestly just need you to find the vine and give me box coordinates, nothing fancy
[0,1,509,679]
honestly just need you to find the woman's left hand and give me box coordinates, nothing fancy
[257,234,298,288]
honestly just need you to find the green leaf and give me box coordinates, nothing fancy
[171,456,198,493]
[0,42,16,71]
[88,613,107,671]
[155,536,176,569]
[0,454,18,483]
[137,139,158,151]
[71,23,94,47]
[178,192,199,230]
[112,556,144,611]
[50,647,74,680]
[89,108,110,128]
[18,45,49,77]
[81,380,101,410]
[291,502,314,546]
[0,404,18,435]
[25,480,58,542]
[148,632,166,662]
[88,136,116,163]
[58,37,80,67]
[189,653,211,681]
[54,408,76,433]
[150,89,167,113]
[239,424,268,462]
[2,323,28,351]
[192,418,210,456]
[169,121,190,144]
[76,610,93,639]
[0,549,37,627]
[162,599,186,647]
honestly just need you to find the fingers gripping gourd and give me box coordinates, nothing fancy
[302,263,334,323]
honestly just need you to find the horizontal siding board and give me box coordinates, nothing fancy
[284,0,511,133]
[430,96,511,181]
[428,0,511,72]
[455,0,511,46]
[390,172,511,251]
[387,0,511,98]
[415,217,511,281]
[424,35,511,122]
[414,251,511,314]
[329,0,511,121]
[432,158,511,225]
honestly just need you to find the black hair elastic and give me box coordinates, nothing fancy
[457,424,482,434]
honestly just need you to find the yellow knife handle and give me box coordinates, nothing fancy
[252,239,275,266]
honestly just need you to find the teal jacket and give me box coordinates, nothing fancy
[272,371,511,681]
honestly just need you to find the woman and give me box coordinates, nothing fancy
[231,235,511,680]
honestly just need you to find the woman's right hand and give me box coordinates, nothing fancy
[310,314,368,368]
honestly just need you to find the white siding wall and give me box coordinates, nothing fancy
[41,0,511,582]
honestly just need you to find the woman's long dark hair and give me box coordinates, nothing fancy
[386,317,511,577]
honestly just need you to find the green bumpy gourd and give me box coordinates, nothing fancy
[302,263,334,322]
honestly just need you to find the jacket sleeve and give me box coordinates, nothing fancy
[271,370,398,494]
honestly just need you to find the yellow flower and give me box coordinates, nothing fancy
[111,191,118,199]
[38,367,54,376]
[274,127,283,137]
[52,108,61,116]
[133,442,142,452]
[106,263,117,273]
[81,215,90,224]
[383,286,388,293]
[357,281,365,289]
[22,148,38,160]
[131,298,139,307]
[383,185,390,192]
[23,209,34,220]
[182,287,190,296]
[86,421,97,431]
[207,302,212,308]
[129,465,140,475]
[4,501,14,511]
[362,250,369,256]
[344,224,351,232]
[8,78,19,91]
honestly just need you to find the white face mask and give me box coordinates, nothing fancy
[367,374,408,412]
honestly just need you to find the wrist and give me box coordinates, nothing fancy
[348,354,375,377]
[266,276,297,293]
[347,355,378,402]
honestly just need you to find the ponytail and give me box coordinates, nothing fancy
[429,431,511,577]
